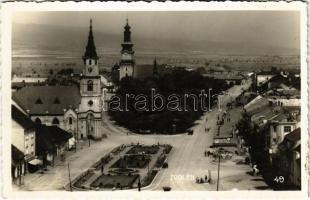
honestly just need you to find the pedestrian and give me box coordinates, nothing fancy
[101,165,104,174]
[204,151,207,157]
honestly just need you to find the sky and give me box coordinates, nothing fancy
[13,11,300,52]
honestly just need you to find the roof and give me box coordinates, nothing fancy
[244,95,270,115]
[264,88,300,98]
[285,128,300,142]
[12,145,24,166]
[35,124,73,155]
[278,128,300,152]
[12,105,35,130]
[251,106,282,126]
[256,71,278,76]
[83,19,98,60]
[12,85,81,115]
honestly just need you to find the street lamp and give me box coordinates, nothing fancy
[216,151,221,191]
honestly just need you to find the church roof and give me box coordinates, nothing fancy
[12,85,81,115]
[83,19,98,60]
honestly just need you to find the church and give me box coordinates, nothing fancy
[13,19,104,140]
[119,19,135,80]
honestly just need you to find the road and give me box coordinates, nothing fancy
[15,79,268,191]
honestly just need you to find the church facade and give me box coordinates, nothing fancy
[78,19,103,139]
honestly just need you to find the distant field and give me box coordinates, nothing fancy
[11,48,300,76]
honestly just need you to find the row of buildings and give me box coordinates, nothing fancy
[238,70,301,189]
[11,103,73,185]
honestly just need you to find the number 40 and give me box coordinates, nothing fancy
[274,176,285,183]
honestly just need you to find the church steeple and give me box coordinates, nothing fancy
[121,18,134,53]
[83,19,98,63]
[124,18,131,43]
[119,18,135,80]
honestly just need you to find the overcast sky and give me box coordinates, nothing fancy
[13,11,300,50]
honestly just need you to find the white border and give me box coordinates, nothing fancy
[1,2,308,199]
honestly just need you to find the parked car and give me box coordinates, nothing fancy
[162,162,169,168]
[163,186,171,191]
[187,130,194,135]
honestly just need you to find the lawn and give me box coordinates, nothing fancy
[126,145,160,155]
[111,154,151,169]
[90,174,139,189]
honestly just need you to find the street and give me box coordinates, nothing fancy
[15,79,268,191]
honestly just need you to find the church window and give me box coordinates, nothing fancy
[52,118,60,126]
[35,118,41,124]
[284,126,291,133]
[88,100,94,106]
[35,97,43,104]
[69,117,73,125]
[53,97,60,104]
[87,80,93,91]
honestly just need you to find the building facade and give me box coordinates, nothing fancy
[12,105,36,165]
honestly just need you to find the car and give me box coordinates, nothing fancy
[187,130,194,135]
[163,186,171,191]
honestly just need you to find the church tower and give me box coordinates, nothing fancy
[119,18,135,80]
[78,19,102,139]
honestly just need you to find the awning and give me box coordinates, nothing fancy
[68,137,76,148]
[28,158,43,166]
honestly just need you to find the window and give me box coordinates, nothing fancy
[87,80,93,91]
[69,117,73,125]
[284,126,291,133]
[35,97,43,104]
[88,100,93,106]
[35,118,41,124]
[54,97,60,104]
[52,118,60,126]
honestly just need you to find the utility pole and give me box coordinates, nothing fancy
[74,132,77,153]
[138,175,141,192]
[68,163,72,192]
[217,153,221,191]
[147,160,150,180]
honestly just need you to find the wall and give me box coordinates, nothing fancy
[269,122,299,154]
[12,120,25,153]
[24,129,35,160]
[268,98,300,107]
